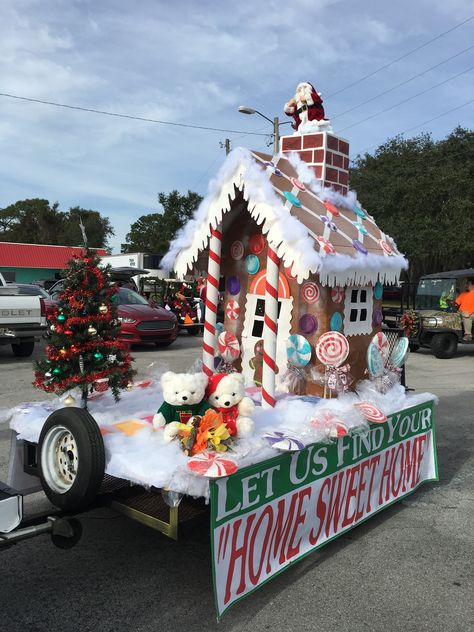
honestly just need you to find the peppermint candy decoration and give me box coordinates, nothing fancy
[316,236,336,255]
[286,334,312,367]
[284,191,302,207]
[187,452,238,478]
[331,287,345,304]
[355,402,387,424]
[353,221,368,236]
[262,431,304,452]
[301,281,320,304]
[380,239,394,255]
[321,215,337,231]
[316,331,350,368]
[366,343,384,378]
[230,240,244,260]
[390,337,409,368]
[371,331,390,364]
[323,201,340,217]
[225,300,240,321]
[310,411,348,438]
[264,160,282,176]
[217,331,240,362]
[290,177,305,191]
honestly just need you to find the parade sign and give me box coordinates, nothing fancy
[210,400,437,617]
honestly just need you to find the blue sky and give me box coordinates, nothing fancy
[0,0,472,253]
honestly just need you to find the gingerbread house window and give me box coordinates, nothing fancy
[343,286,373,336]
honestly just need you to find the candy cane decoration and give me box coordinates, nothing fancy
[262,246,280,408]
[202,225,222,376]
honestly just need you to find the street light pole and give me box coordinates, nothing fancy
[238,105,289,157]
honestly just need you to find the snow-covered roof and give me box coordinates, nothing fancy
[162,148,407,286]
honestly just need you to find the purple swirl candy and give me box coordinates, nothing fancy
[299,313,318,335]
[372,308,383,326]
[352,238,368,254]
[227,276,241,295]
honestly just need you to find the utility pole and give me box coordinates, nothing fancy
[220,139,231,155]
[273,117,280,156]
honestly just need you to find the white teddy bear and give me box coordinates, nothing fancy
[206,373,255,438]
[153,371,210,442]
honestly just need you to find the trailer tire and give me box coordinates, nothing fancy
[408,343,420,352]
[12,340,35,357]
[38,408,105,512]
[431,333,458,359]
[187,326,200,336]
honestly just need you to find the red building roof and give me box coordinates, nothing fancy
[0,242,106,269]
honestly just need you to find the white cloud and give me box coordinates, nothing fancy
[0,0,472,252]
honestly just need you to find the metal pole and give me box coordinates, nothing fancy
[225,139,230,155]
[273,117,280,156]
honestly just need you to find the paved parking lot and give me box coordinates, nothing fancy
[0,336,473,632]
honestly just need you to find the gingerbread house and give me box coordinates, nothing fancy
[162,116,407,406]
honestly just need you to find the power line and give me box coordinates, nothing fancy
[326,15,474,99]
[336,65,474,134]
[332,45,474,120]
[0,92,269,137]
[349,97,474,161]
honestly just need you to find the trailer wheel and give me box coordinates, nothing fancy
[431,333,458,359]
[38,408,105,512]
[187,326,201,336]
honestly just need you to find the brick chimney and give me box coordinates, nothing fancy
[280,131,350,195]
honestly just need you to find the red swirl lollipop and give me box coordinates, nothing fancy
[355,402,387,424]
[316,331,349,368]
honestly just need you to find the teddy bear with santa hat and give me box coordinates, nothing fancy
[284,82,332,133]
[206,373,255,438]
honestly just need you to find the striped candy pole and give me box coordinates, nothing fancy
[202,225,222,376]
[262,246,280,408]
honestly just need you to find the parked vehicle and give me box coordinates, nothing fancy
[401,268,474,358]
[48,279,179,347]
[100,253,170,288]
[0,273,47,357]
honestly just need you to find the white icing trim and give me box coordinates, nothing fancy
[163,147,408,286]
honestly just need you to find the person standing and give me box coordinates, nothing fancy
[455,279,474,341]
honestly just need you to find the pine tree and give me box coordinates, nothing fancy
[34,249,136,406]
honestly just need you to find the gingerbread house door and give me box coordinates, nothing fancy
[241,269,293,386]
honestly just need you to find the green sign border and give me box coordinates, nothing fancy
[210,399,438,618]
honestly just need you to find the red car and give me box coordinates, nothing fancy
[48,283,178,347]
[116,287,178,346]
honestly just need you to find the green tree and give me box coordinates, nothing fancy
[59,207,114,249]
[0,199,114,249]
[0,199,62,244]
[34,249,135,406]
[350,127,474,281]
[123,190,202,254]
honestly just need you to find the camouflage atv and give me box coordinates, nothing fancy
[401,269,474,359]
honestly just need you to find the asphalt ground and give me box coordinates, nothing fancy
[0,335,473,632]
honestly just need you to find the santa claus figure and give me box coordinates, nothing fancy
[284,82,331,133]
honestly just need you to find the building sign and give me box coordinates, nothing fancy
[210,400,437,617]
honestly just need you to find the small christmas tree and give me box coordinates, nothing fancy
[34,248,136,406]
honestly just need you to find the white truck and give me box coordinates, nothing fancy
[100,253,169,287]
[0,273,47,357]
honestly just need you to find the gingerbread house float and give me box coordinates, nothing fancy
[163,88,407,407]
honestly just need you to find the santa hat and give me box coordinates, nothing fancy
[206,373,226,398]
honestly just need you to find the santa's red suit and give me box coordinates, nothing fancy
[284,82,326,131]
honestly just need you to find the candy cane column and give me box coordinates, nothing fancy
[262,246,280,408]
[202,225,222,376]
